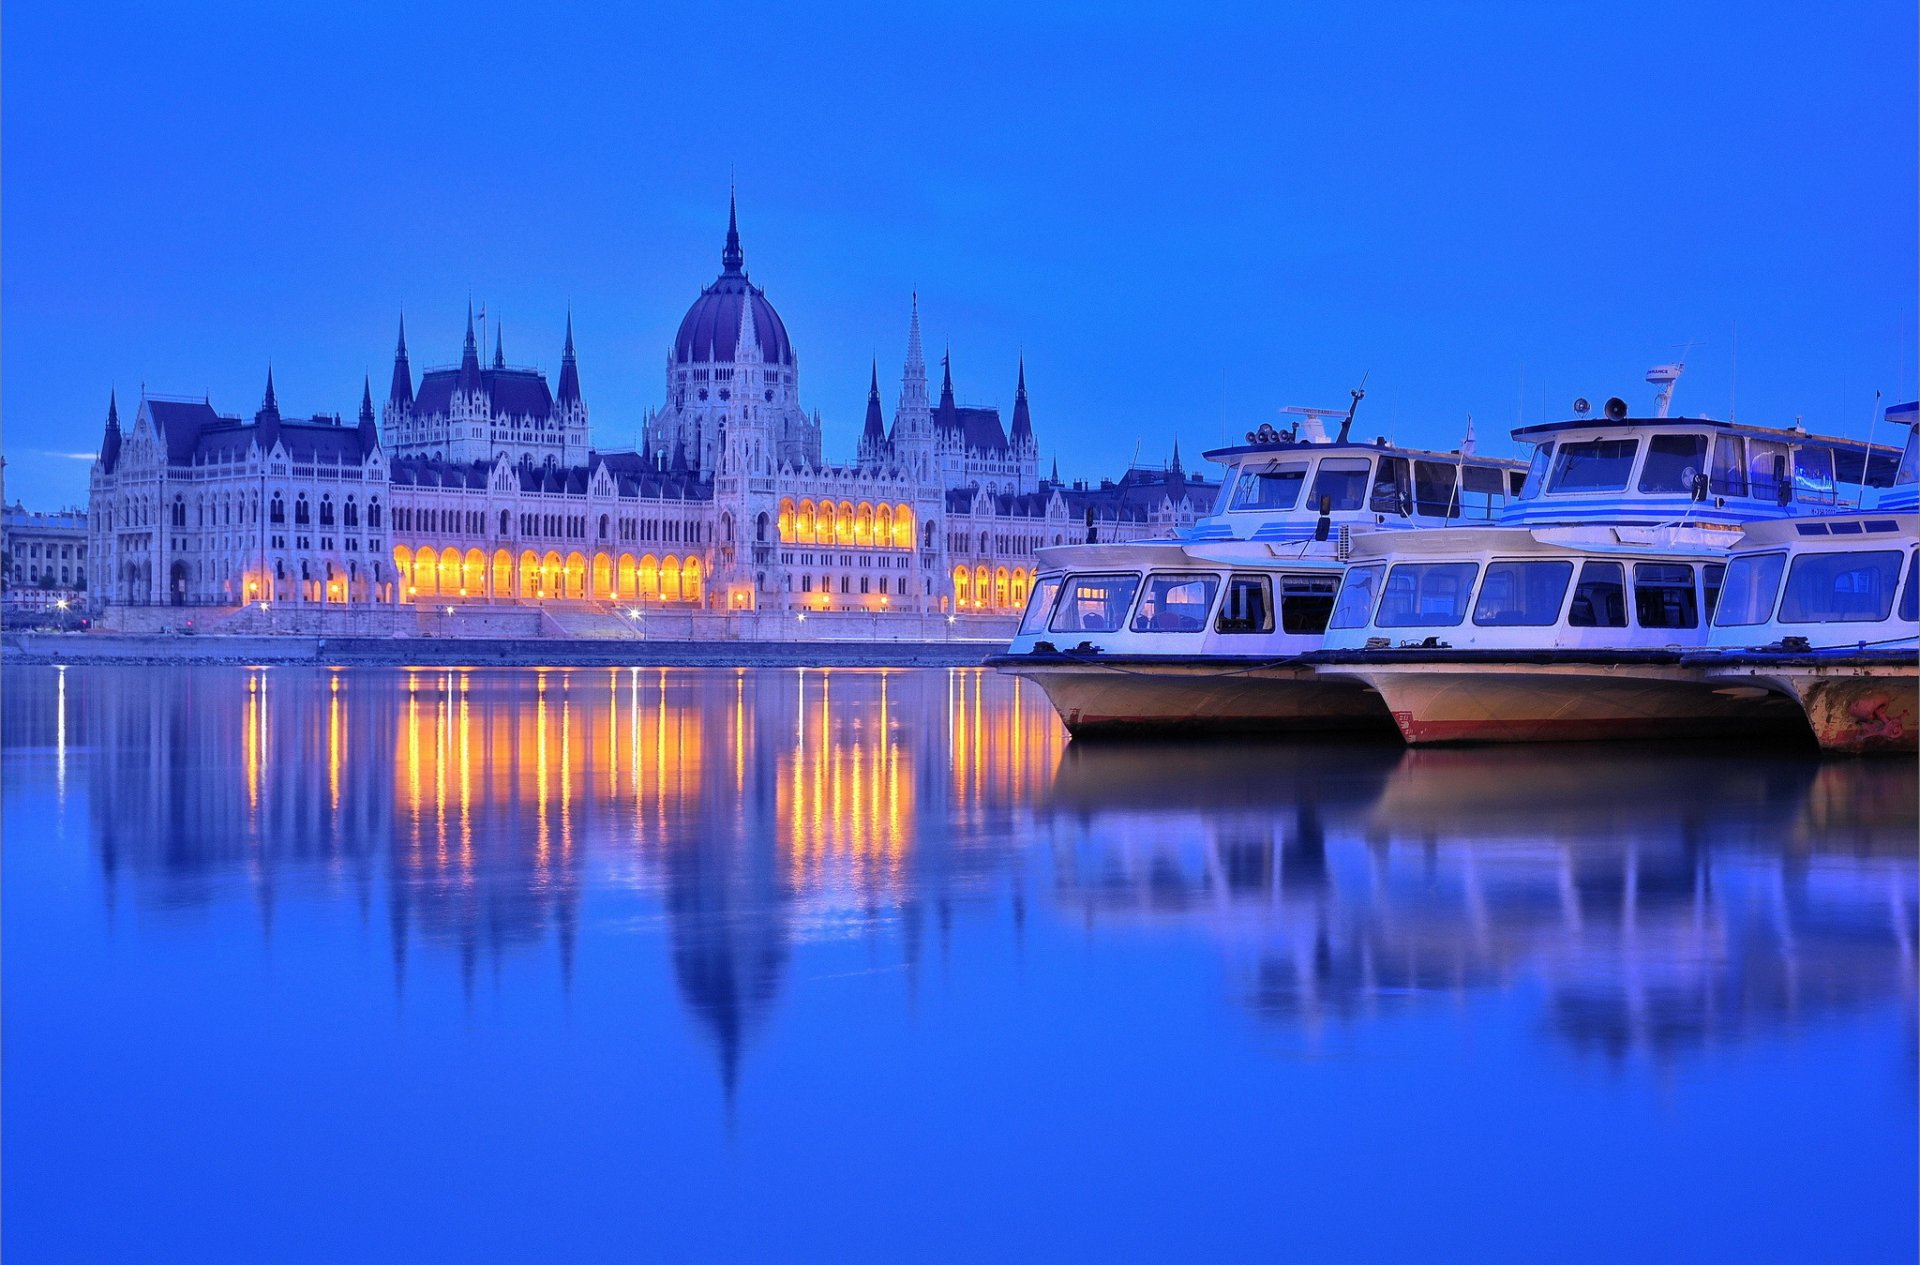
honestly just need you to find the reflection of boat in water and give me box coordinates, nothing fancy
[1039,740,1917,1054]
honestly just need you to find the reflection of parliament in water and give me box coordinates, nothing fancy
[57,666,1064,1095]
[43,667,1917,1090]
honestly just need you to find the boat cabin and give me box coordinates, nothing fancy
[1317,528,1730,654]
[1500,414,1904,531]
[1706,514,1918,651]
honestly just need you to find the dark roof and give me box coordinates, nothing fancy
[673,274,794,368]
[412,366,555,420]
[948,405,1008,453]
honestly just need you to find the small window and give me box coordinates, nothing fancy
[1131,573,1219,633]
[1279,575,1338,634]
[1518,444,1553,500]
[1216,574,1274,634]
[1567,561,1627,627]
[1637,434,1708,493]
[1900,553,1918,623]
[1461,465,1508,495]
[1309,458,1372,512]
[1328,565,1385,629]
[1229,462,1308,512]
[1050,572,1142,635]
[1377,562,1479,628]
[1779,550,1904,623]
[1548,439,1639,493]
[1472,561,1574,627]
[1714,553,1786,626]
[1633,563,1699,629]
[1020,575,1063,634]
[1709,435,1748,497]
[1369,457,1410,515]
[1412,461,1461,517]
[1791,447,1837,506]
[1748,440,1790,503]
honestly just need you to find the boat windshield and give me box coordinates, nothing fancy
[1049,573,1141,635]
[1897,428,1919,487]
[1518,444,1553,500]
[1309,458,1372,512]
[1713,553,1786,627]
[1637,434,1708,493]
[1902,553,1918,622]
[1548,439,1639,493]
[1413,461,1462,518]
[1131,573,1219,633]
[1472,560,1574,627]
[1227,461,1309,512]
[1792,447,1838,506]
[1377,562,1480,628]
[1778,549,1905,623]
[1019,574,1063,634]
[1328,564,1385,629]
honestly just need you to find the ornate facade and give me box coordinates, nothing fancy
[86,199,1217,629]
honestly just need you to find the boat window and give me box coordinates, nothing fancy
[1048,572,1142,635]
[1309,458,1372,512]
[1792,446,1837,506]
[1637,434,1708,493]
[1228,461,1309,512]
[1518,444,1553,500]
[1279,575,1339,634]
[1897,428,1920,488]
[1369,457,1410,515]
[1901,552,1918,623]
[1472,560,1574,627]
[1131,572,1220,633]
[1413,461,1462,517]
[1709,436,1747,497]
[1633,562,1699,629]
[1462,464,1509,495]
[1703,563,1725,622]
[1714,553,1786,626]
[1377,562,1479,628]
[1567,561,1627,627]
[1019,574,1063,634]
[1779,549,1904,623]
[1216,574,1274,634]
[1327,564,1385,629]
[1748,440,1790,503]
[1548,439,1639,493]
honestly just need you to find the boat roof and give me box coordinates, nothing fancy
[1512,415,1886,452]
[1201,438,1522,467]
[1343,525,1716,562]
[1731,513,1917,549]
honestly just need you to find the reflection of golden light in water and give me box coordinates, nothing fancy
[458,673,472,863]
[536,672,551,875]
[244,670,260,816]
[327,675,343,812]
[55,665,67,803]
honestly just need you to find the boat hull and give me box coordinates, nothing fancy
[1326,659,1807,746]
[987,654,1396,737]
[1701,658,1918,755]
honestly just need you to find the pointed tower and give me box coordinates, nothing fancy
[555,309,588,466]
[858,359,890,469]
[459,302,482,391]
[493,322,506,370]
[384,313,414,457]
[254,366,282,451]
[890,292,936,477]
[99,390,123,472]
[722,185,745,276]
[1009,357,1039,493]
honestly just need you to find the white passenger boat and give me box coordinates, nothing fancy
[1308,392,1906,745]
[1681,415,1917,754]
[988,402,1526,735]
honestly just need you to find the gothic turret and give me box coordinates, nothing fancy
[458,301,482,395]
[556,310,583,407]
[1010,356,1034,448]
[254,366,282,449]
[389,314,414,408]
[721,187,745,276]
[933,346,960,434]
[99,391,122,473]
[358,376,379,450]
[858,360,889,468]
[493,323,506,370]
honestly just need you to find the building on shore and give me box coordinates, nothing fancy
[3,500,90,614]
[84,198,1217,635]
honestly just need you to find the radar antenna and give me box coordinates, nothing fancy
[1336,373,1369,443]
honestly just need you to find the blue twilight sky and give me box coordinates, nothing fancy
[3,1,1914,509]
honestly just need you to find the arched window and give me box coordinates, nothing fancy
[599,513,610,541]
[295,495,311,526]
[270,495,285,524]
[344,497,359,527]
[756,511,769,543]
[319,495,335,526]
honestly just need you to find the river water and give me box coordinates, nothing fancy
[3,664,1914,1262]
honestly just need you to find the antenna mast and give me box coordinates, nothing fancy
[1335,372,1369,443]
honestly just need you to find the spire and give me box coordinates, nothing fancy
[556,310,583,407]
[1170,436,1182,475]
[734,280,761,362]
[255,365,282,446]
[100,390,123,472]
[262,365,278,413]
[861,359,887,448]
[1050,455,1060,485]
[934,344,958,430]
[905,292,925,378]
[389,312,414,407]
[358,376,380,449]
[459,301,481,392]
[1010,356,1033,444]
[493,321,505,370]
[721,186,744,275]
